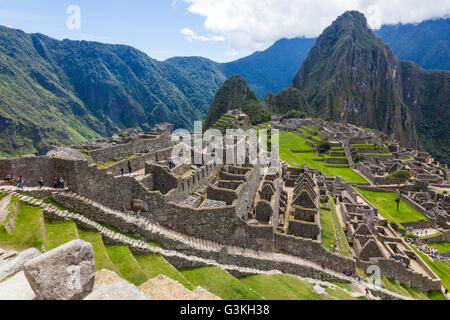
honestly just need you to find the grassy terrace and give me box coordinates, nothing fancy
[180,266,263,300]
[355,188,427,224]
[412,247,450,291]
[0,199,44,251]
[320,197,351,256]
[44,218,78,251]
[240,274,366,300]
[278,131,367,183]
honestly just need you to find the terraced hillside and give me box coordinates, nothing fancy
[0,188,427,300]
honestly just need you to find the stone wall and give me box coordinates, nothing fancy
[287,220,320,240]
[356,258,441,292]
[88,134,172,163]
[274,233,356,273]
[0,156,84,188]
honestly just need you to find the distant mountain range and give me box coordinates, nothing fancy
[291,11,449,163]
[0,16,448,159]
[205,13,449,163]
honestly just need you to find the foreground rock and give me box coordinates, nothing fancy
[85,280,151,300]
[24,240,95,300]
[0,271,36,300]
[0,248,41,281]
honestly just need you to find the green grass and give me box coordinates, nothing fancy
[329,197,351,256]
[96,160,118,168]
[400,157,413,162]
[428,242,450,253]
[277,131,367,183]
[320,208,336,253]
[105,245,149,286]
[412,247,450,290]
[180,266,263,300]
[355,188,427,224]
[0,199,44,251]
[43,218,79,251]
[381,277,446,300]
[240,274,365,300]
[135,254,194,290]
[78,230,119,273]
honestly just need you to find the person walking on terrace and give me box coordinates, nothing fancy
[59,177,64,189]
[17,176,24,192]
[38,177,44,188]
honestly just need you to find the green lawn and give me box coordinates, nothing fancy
[135,254,194,290]
[320,208,336,253]
[329,197,351,256]
[412,247,450,291]
[240,274,365,300]
[180,266,263,300]
[355,188,427,223]
[277,131,367,183]
[380,277,445,300]
[78,230,119,273]
[44,218,79,251]
[105,245,149,286]
[0,199,44,251]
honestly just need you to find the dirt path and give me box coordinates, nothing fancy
[0,194,12,225]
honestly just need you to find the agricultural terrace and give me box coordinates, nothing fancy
[277,131,367,183]
[355,188,427,224]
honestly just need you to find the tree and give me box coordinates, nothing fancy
[317,140,331,154]
[387,170,412,187]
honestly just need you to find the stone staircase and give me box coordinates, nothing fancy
[51,190,359,282]
[0,190,418,300]
[4,189,355,284]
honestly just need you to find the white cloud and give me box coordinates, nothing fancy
[180,27,226,42]
[183,0,450,52]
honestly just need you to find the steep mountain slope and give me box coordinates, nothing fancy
[203,75,259,130]
[376,18,450,71]
[292,11,449,163]
[264,87,311,116]
[0,26,224,156]
[222,38,316,97]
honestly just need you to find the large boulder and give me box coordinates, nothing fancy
[24,240,95,300]
[85,280,151,300]
[46,147,86,160]
[0,248,41,281]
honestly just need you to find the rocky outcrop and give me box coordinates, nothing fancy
[291,11,449,163]
[0,248,41,282]
[24,240,95,300]
[85,280,151,300]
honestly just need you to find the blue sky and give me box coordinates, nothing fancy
[1,0,449,62]
[0,0,236,62]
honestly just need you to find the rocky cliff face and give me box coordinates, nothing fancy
[292,11,449,163]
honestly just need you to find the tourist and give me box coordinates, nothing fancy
[365,288,370,296]
[445,288,448,295]
[128,163,132,173]
[136,211,142,219]
[17,176,24,192]
[121,168,124,177]
[38,177,44,188]
[168,222,172,231]
[59,177,64,189]
[53,177,58,188]
[242,244,246,251]
[321,262,326,270]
